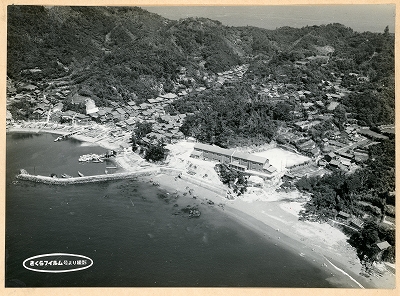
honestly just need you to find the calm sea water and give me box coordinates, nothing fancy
[6,133,335,287]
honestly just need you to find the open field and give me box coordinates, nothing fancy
[252,147,310,172]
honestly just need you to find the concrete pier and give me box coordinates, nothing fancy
[16,168,160,185]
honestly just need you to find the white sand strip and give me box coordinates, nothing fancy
[324,256,365,289]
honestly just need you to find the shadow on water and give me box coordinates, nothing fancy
[10,133,40,140]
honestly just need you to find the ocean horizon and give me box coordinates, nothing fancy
[143,5,395,34]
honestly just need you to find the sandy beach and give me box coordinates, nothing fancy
[7,123,396,288]
[143,172,395,289]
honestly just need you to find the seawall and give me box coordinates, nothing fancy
[16,167,227,196]
[16,168,160,185]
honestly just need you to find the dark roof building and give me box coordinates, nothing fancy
[337,211,351,220]
[193,143,276,175]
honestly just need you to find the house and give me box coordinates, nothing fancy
[329,159,340,167]
[147,98,158,104]
[282,172,296,182]
[376,241,391,251]
[111,111,120,117]
[350,217,364,230]
[297,139,316,152]
[357,128,389,140]
[294,120,321,131]
[326,94,342,100]
[295,60,308,66]
[71,93,87,105]
[159,93,178,100]
[103,107,113,114]
[89,112,99,119]
[302,102,314,109]
[125,118,135,126]
[336,150,353,160]
[116,108,126,115]
[75,113,90,123]
[178,90,188,96]
[353,152,369,163]
[378,124,395,135]
[139,103,150,110]
[375,241,391,261]
[6,110,13,123]
[337,211,351,221]
[339,157,351,168]
[85,98,99,115]
[20,84,37,91]
[327,101,340,111]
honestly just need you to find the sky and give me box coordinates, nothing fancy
[143,5,395,33]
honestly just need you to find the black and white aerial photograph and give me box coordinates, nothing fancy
[4,2,396,292]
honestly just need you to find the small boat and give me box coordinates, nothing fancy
[78,171,84,177]
[61,174,73,178]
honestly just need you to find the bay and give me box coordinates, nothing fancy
[6,133,335,287]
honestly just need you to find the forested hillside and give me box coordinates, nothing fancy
[8,5,395,146]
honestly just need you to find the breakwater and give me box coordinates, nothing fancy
[16,166,227,196]
[16,168,160,185]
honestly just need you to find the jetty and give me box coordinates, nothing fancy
[16,168,160,185]
[54,131,79,142]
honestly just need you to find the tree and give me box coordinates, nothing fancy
[130,133,138,151]
[384,25,389,36]
[214,164,248,196]
[144,141,168,162]
[273,101,294,121]
[348,220,380,263]
[134,122,153,139]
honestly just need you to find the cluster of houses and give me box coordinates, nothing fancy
[336,210,392,261]
[63,92,190,144]
[190,142,277,178]
[253,66,393,174]
[7,61,392,173]
[215,64,249,87]
[174,63,249,94]
[336,210,365,230]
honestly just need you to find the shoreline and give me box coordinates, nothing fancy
[146,172,395,289]
[145,173,370,288]
[6,126,395,288]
